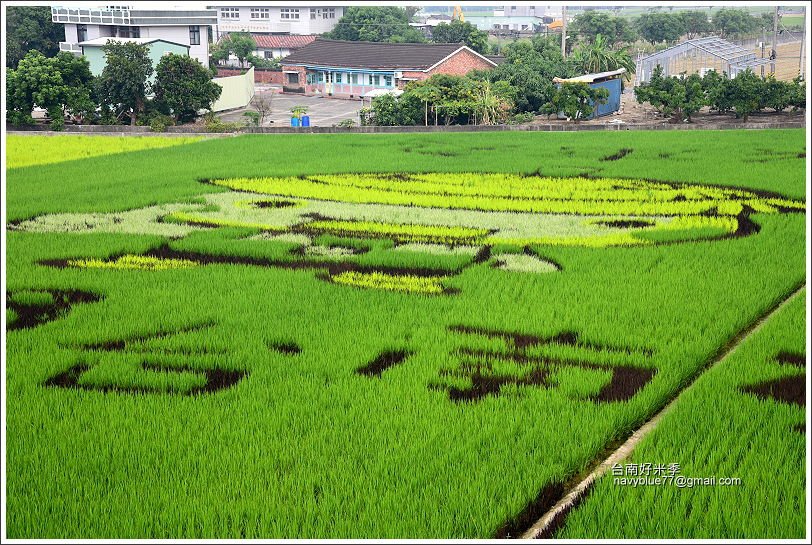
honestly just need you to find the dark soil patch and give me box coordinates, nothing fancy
[594,219,655,229]
[600,148,633,161]
[447,348,655,404]
[474,245,492,263]
[356,349,412,377]
[741,375,805,407]
[6,289,101,331]
[658,152,672,159]
[269,341,301,355]
[776,351,806,368]
[44,361,247,395]
[252,200,299,208]
[492,481,565,539]
[794,424,805,434]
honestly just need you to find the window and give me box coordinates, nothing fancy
[250,8,269,20]
[130,26,140,38]
[220,7,239,19]
[335,72,342,84]
[371,74,380,86]
[280,8,299,20]
[306,73,315,84]
[383,75,392,87]
[189,25,200,45]
[264,50,273,59]
[317,72,324,83]
[324,8,335,19]
[350,73,358,85]
[325,72,332,83]
[288,72,300,85]
[311,8,320,19]
[77,24,88,42]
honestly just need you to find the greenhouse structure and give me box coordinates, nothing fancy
[635,36,773,85]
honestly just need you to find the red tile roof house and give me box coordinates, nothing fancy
[280,38,499,98]
[219,33,316,65]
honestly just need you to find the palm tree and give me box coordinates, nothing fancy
[571,34,636,83]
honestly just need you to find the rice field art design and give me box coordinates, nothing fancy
[15,173,804,296]
[6,130,807,540]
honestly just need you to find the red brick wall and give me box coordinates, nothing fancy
[426,48,495,77]
[399,49,495,86]
[215,68,285,85]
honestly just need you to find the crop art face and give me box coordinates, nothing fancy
[19,173,805,294]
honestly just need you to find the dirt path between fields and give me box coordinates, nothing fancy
[521,282,807,539]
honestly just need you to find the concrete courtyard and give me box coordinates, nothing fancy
[219,85,363,127]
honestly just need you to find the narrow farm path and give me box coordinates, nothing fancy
[521,281,807,539]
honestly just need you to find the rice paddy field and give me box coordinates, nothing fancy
[4,130,808,538]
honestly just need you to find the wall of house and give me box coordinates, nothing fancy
[425,49,496,77]
[213,6,343,36]
[140,26,208,66]
[82,41,189,77]
[216,67,285,84]
[211,67,256,111]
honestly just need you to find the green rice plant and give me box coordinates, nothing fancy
[4,130,807,539]
[329,270,448,295]
[558,291,806,539]
[6,135,204,169]
[67,254,199,271]
[9,290,55,307]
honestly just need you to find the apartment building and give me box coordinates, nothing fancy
[52,5,217,67]
[210,5,345,38]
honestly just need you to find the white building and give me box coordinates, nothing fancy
[52,5,218,67]
[209,5,344,38]
[495,5,562,18]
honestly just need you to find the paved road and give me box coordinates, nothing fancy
[219,86,363,127]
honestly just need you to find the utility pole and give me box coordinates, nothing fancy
[761,26,766,77]
[561,5,567,58]
[800,6,806,77]
[771,5,779,75]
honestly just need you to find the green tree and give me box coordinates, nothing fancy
[570,34,635,83]
[326,6,424,43]
[153,53,222,123]
[472,35,572,114]
[679,11,713,39]
[635,65,706,122]
[6,50,95,128]
[209,39,231,67]
[97,40,153,125]
[702,69,732,114]
[713,8,760,38]
[225,32,256,67]
[726,69,763,120]
[544,82,609,122]
[570,11,637,46]
[635,13,686,45]
[431,20,489,53]
[6,6,64,68]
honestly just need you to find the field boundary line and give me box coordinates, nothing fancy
[521,281,807,539]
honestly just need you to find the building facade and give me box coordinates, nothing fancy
[210,5,344,37]
[78,37,189,77]
[281,39,498,98]
[51,6,217,67]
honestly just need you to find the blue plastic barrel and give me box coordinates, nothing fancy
[291,117,300,127]
[301,115,310,127]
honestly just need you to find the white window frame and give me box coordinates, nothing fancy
[220,7,239,19]
[250,8,269,20]
[280,8,300,20]
[324,8,335,19]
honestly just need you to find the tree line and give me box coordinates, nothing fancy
[7,42,221,130]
